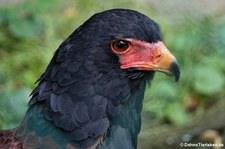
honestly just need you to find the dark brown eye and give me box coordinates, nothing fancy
[112,40,129,53]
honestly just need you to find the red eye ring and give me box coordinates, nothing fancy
[111,40,130,54]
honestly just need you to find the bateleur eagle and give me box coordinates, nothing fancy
[0,9,180,149]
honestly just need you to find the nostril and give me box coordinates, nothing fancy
[156,54,162,58]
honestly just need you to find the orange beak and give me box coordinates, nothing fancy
[118,40,180,81]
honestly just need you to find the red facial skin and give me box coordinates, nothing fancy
[111,38,178,76]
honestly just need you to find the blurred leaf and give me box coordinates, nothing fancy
[16,0,55,14]
[0,12,4,26]
[0,68,7,85]
[193,66,224,96]
[214,22,225,56]
[165,103,188,125]
[1,87,30,129]
[9,16,42,38]
[151,80,178,100]
[172,33,187,51]
[143,99,166,118]
[201,56,225,72]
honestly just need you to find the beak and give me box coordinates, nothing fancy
[157,55,180,82]
[152,42,180,81]
[167,59,180,82]
[119,40,180,81]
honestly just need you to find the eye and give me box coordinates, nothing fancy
[111,40,130,53]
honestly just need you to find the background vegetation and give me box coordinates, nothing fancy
[0,0,224,148]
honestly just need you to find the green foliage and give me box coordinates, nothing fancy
[193,66,224,95]
[144,79,189,125]
[0,0,57,129]
[144,14,225,124]
[164,102,188,125]
[0,68,30,129]
[0,87,30,129]
[0,0,55,39]
[9,16,42,39]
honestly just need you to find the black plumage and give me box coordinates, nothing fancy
[0,8,180,149]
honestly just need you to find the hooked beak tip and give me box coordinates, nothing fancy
[169,59,180,82]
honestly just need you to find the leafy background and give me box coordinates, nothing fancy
[0,0,224,148]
